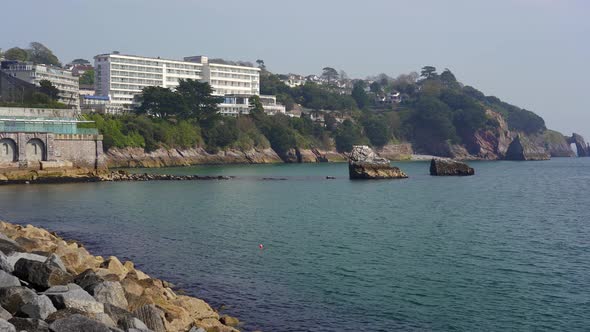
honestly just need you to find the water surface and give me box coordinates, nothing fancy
[0,159,588,331]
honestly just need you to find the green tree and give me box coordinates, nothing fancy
[256,59,266,70]
[175,79,223,126]
[420,66,437,79]
[321,67,339,83]
[27,42,61,66]
[351,81,370,109]
[135,86,185,118]
[248,95,264,115]
[39,80,60,100]
[4,47,28,61]
[334,119,365,152]
[79,69,95,85]
[362,115,390,147]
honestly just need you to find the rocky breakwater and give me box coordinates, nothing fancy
[102,171,233,182]
[348,145,408,180]
[0,221,240,332]
[430,158,475,176]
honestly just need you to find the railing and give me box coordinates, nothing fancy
[0,120,99,135]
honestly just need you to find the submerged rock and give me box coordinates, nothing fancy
[430,159,475,176]
[348,145,408,180]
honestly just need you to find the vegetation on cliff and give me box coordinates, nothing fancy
[86,64,555,159]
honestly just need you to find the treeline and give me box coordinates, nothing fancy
[86,67,548,157]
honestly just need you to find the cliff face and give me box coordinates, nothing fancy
[446,110,574,160]
[544,130,576,157]
[505,135,550,160]
[106,147,282,168]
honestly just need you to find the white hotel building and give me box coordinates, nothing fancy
[94,53,284,115]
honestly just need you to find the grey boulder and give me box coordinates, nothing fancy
[0,270,20,288]
[0,286,37,314]
[13,258,73,290]
[0,306,11,320]
[17,295,56,320]
[0,251,13,273]
[92,281,128,309]
[44,283,104,314]
[132,305,165,332]
[48,314,111,332]
[6,252,46,270]
[0,318,16,332]
[8,317,49,332]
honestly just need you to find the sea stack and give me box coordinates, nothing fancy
[430,158,475,176]
[348,145,408,179]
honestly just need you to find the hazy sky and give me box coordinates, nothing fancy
[2,0,589,139]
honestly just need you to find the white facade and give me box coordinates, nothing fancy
[94,53,203,109]
[219,94,286,117]
[94,53,263,114]
[1,62,79,108]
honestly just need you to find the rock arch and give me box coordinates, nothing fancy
[0,138,17,162]
[26,138,46,161]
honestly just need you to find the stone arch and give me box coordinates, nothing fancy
[0,138,18,162]
[26,138,46,161]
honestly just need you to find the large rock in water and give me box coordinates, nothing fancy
[430,159,475,176]
[348,145,408,179]
[505,135,550,161]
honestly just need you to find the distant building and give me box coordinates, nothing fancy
[280,74,306,88]
[80,95,122,114]
[219,94,285,117]
[0,61,79,108]
[93,53,274,115]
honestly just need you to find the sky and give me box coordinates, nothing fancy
[2,0,589,139]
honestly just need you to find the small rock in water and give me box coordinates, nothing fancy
[429,158,475,176]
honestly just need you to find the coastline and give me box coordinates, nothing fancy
[0,220,240,332]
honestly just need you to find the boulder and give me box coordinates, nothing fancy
[429,158,475,176]
[8,317,50,332]
[0,286,37,314]
[17,295,56,320]
[119,316,150,331]
[133,305,166,332]
[219,315,240,327]
[6,252,47,270]
[92,281,129,309]
[48,314,111,332]
[0,240,24,256]
[73,269,105,293]
[103,303,146,330]
[348,145,408,180]
[13,258,73,290]
[0,251,13,273]
[0,270,20,288]
[44,283,104,314]
[0,306,12,320]
[46,254,67,272]
[0,318,16,332]
[189,327,207,332]
[44,308,86,323]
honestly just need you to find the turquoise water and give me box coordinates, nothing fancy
[0,159,589,331]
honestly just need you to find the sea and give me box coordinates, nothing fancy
[0,158,588,331]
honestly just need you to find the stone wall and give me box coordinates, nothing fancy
[53,134,106,169]
[0,132,104,170]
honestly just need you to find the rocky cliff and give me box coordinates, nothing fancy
[505,135,550,160]
[106,147,283,168]
[566,133,590,157]
[544,130,576,157]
